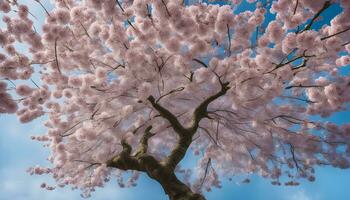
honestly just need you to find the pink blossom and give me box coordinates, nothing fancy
[282,33,297,53]
[336,56,350,67]
[296,30,319,49]
[345,44,350,53]
[0,31,9,46]
[0,53,6,62]
[194,67,211,83]
[258,36,269,47]
[165,37,181,52]
[266,21,284,42]
[16,84,33,96]
[55,9,71,24]
[4,45,16,55]
[18,5,29,18]
[70,7,84,21]
[0,82,17,113]
[137,82,152,99]
[300,0,326,12]
[0,1,10,13]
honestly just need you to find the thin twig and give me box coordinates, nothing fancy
[227,24,231,56]
[193,58,209,68]
[54,38,62,74]
[293,0,299,15]
[34,0,51,17]
[79,22,91,39]
[115,0,125,12]
[199,158,211,189]
[285,84,324,90]
[156,87,185,103]
[161,0,171,17]
[5,78,16,87]
[321,26,350,41]
[30,79,40,89]
[297,1,331,33]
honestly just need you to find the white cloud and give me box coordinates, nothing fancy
[288,190,312,200]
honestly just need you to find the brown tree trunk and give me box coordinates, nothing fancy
[147,170,205,200]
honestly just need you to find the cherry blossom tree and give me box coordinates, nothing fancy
[1,0,350,199]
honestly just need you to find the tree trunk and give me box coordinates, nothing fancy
[148,170,206,200]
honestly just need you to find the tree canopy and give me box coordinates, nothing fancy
[1,0,350,199]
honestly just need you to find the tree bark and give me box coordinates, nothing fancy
[146,169,205,200]
[108,151,206,200]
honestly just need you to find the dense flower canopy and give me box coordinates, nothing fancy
[1,0,350,199]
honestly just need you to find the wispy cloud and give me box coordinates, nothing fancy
[288,190,313,200]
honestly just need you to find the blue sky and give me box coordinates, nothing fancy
[1,1,350,200]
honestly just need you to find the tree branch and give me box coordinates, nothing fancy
[106,140,144,171]
[162,75,230,170]
[285,84,323,90]
[227,24,231,56]
[161,0,171,17]
[147,95,188,135]
[288,143,301,171]
[293,0,299,15]
[190,81,230,131]
[321,26,350,41]
[115,0,125,12]
[54,38,62,74]
[267,50,315,73]
[164,134,193,170]
[134,125,155,157]
[34,0,51,17]
[193,58,209,68]
[297,1,332,33]
[156,87,184,103]
[147,67,230,171]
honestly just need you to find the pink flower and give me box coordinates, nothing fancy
[282,33,297,53]
[0,31,9,46]
[165,37,181,52]
[55,9,71,24]
[324,84,338,98]
[267,21,284,42]
[296,30,319,49]
[335,56,350,67]
[68,77,82,87]
[5,45,16,55]
[345,44,350,53]
[0,83,18,113]
[70,7,84,21]
[16,85,33,96]
[258,36,269,47]
[0,53,6,62]
[0,1,10,13]
[18,5,29,18]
